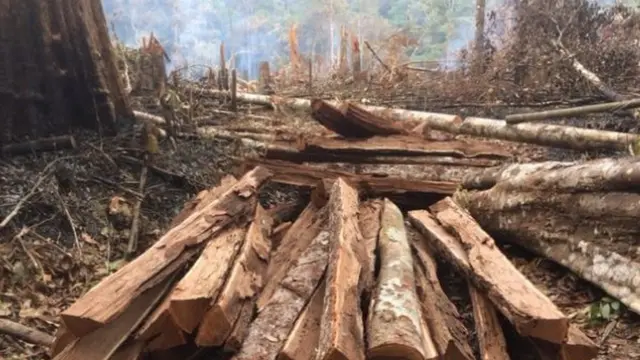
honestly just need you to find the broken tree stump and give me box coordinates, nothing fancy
[59,167,272,337]
[408,198,570,343]
[316,178,365,360]
[367,199,438,360]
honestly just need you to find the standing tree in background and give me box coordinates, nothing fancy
[472,0,486,74]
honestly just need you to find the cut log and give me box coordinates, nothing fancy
[410,230,475,360]
[60,166,271,336]
[468,284,510,360]
[231,229,331,360]
[246,159,457,196]
[530,324,598,360]
[0,318,54,346]
[315,178,365,360]
[408,199,569,343]
[194,88,640,151]
[53,273,175,360]
[50,325,76,358]
[223,299,255,352]
[462,157,640,192]
[135,282,186,351]
[459,162,640,314]
[357,199,382,299]
[340,102,411,137]
[257,201,327,311]
[367,199,438,360]
[195,206,273,346]
[310,99,367,137]
[299,134,511,160]
[505,98,640,124]
[169,226,247,333]
[277,279,327,360]
[1,135,77,157]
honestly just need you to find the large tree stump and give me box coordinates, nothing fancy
[0,0,133,144]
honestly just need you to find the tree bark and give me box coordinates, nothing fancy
[367,199,438,360]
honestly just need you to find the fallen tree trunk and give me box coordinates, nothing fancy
[408,199,569,343]
[193,88,640,151]
[468,284,510,360]
[505,98,640,124]
[410,230,475,360]
[244,159,458,197]
[316,178,365,360]
[367,199,438,360]
[59,166,272,336]
[0,319,54,346]
[310,99,410,138]
[458,162,640,314]
[1,136,77,157]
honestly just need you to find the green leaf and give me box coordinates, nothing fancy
[601,303,611,319]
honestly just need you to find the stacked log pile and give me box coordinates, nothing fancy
[49,164,603,360]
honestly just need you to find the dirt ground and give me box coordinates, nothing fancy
[1,80,639,360]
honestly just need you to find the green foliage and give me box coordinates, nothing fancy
[589,296,623,324]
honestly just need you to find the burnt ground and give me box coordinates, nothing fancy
[1,82,639,360]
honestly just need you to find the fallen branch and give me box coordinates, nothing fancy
[505,98,640,124]
[1,135,77,157]
[194,89,640,151]
[364,40,391,73]
[126,165,148,257]
[0,318,54,346]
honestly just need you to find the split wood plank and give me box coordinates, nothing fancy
[196,205,273,346]
[257,201,327,311]
[468,283,511,360]
[169,226,247,333]
[315,178,365,360]
[409,198,569,344]
[367,199,438,360]
[411,230,475,360]
[277,279,327,360]
[357,199,382,300]
[231,229,332,360]
[60,167,271,336]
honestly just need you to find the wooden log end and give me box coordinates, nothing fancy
[367,345,429,360]
[168,298,210,333]
[59,315,102,338]
[194,305,231,347]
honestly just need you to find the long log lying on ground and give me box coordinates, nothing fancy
[1,135,77,157]
[408,199,569,343]
[232,224,331,359]
[410,230,475,360]
[311,99,410,138]
[195,206,273,346]
[315,178,365,360]
[457,161,640,314]
[505,98,640,124]
[244,159,458,197]
[59,167,272,336]
[468,284,510,360]
[194,88,640,151]
[367,199,438,360]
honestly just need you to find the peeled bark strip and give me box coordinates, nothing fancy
[169,226,247,333]
[408,200,569,343]
[461,189,640,315]
[248,159,457,196]
[299,135,511,160]
[468,284,510,360]
[194,88,640,151]
[232,230,331,360]
[367,199,438,360]
[277,280,327,360]
[257,201,327,311]
[196,206,273,346]
[410,232,474,360]
[462,157,640,192]
[315,179,365,360]
[60,167,271,336]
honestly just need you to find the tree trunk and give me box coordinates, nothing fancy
[472,0,486,75]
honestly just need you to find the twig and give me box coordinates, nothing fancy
[126,165,148,257]
[0,157,71,229]
[89,175,143,199]
[12,227,47,281]
[364,40,391,73]
[0,318,54,346]
[54,190,81,254]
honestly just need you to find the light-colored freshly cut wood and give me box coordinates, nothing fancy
[60,167,271,336]
[196,206,273,346]
[257,201,327,311]
[561,325,599,360]
[315,178,365,360]
[277,279,327,360]
[408,199,569,344]
[468,284,510,360]
[169,226,247,333]
[410,230,474,360]
[232,229,332,360]
[367,199,438,360]
[223,300,254,352]
[357,199,382,297]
